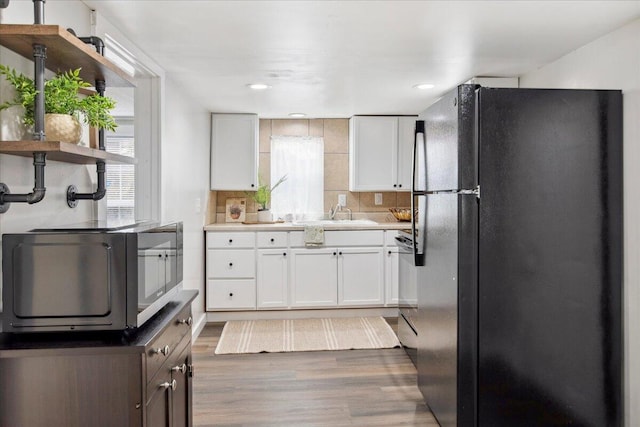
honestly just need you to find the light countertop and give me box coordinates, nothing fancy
[203,221,409,232]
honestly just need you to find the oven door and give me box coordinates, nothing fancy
[396,236,418,364]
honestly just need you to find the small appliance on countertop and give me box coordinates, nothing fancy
[2,220,183,333]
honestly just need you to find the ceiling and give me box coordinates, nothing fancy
[83,1,640,118]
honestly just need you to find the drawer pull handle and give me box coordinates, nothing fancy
[153,345,170,356]
[228,239,233,244]
[338,251,343,255]
[160,379,177,391]
[171,363,187,374]
[270,238,275,243]
[229,292,234,297]
[179,316,193,326]
[283,252,287,257]
[333,252,336,256]
[229,262,233,267]
[388,250,392,255]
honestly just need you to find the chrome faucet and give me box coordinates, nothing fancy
[329,204,352,220]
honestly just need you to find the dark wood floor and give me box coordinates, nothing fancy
[192,318,437,426]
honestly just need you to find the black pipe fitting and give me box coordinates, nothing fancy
[66,29,105,56]
[0,153,47,212]
[66,160,107,207]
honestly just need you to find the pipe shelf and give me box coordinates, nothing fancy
[0,141,137,165]
[0,24,135,88]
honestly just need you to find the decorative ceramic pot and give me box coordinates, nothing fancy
[257,210,273,223]
[45,113,82,144]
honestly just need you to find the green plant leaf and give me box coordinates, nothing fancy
[0,65,117,130]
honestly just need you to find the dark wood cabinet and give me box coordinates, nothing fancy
[0,290,197,427]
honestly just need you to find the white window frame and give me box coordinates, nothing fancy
[92,11,164,221]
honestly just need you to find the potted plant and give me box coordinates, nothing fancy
[250,174,287,222]
[0,65,117,144]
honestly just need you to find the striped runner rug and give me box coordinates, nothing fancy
[214,317,400,354]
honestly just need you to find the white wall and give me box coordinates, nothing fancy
[520,18,640,427]
[161,74,210,333]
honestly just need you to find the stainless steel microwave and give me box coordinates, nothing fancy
[1,220,183,332]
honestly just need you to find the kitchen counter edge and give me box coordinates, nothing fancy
[203,221,409,231]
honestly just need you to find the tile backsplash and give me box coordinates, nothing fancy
[209,118,410,224]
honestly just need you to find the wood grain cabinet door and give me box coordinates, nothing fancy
[171,344,193,427]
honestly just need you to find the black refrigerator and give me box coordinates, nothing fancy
[412,85,623,426]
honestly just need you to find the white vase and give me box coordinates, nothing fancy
[45,113,82,144]
[257,210,272,223]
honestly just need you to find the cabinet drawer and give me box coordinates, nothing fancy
[207,232,255,248]
[384,230,401,246]
[145,304,192,384]
[207,279,256,310]
[290,230,385,247]
[325,230,384,246]
[146,331,191,405]
[289,231,305,247]
[207,249,255,278]
[257,231,288,248]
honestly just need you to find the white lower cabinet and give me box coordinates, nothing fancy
[338,247,384,306]
[290,248,338,307]
[385,247,399,305]
[207,279,256,310]
[257,249,289,309]
[206,229,398,311]
[206,231,257,311]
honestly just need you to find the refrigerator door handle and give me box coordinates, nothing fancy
[453,185,480,199]
[412,120,426,266]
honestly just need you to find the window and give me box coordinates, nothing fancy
[270,136,324,221]
[97,26,163,222]
[106,118,135,221]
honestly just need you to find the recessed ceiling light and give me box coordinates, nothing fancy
[414,83,435,90]
[247,83,270,90]
[288,113,306,118]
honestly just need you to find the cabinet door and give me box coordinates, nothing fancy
[210,113,258,190]
[397,116,416,191]
[338,247,384,306]
[385,247,399,305]
[146,381,171,427]
[171,344,192,427]
[349,116,398,191]
[290,248,338,307]
[257,249,289,309]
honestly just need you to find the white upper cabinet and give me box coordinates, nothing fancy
[396,116,416,191]
[210,113,258,191]
[349,115,417,192]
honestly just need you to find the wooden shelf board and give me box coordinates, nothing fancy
[0,24,135,88]
[0,141,137,165]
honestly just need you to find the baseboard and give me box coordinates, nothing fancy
[205,307,398,322]
[192,312,207,339]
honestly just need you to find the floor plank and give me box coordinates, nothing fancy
[192,318,437,426]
